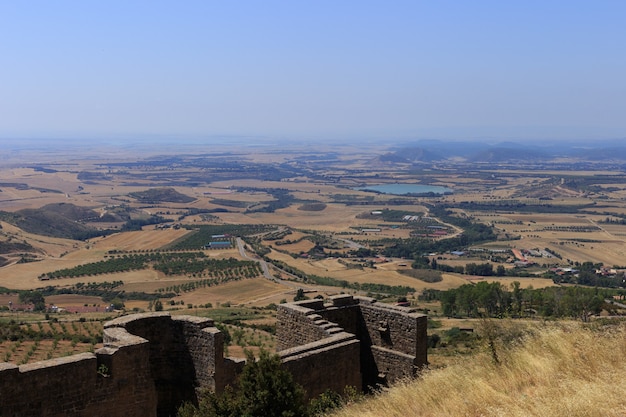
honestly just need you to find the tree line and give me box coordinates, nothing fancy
[422,282,614,321]
[378,205,497,259]
[40,253,261,280]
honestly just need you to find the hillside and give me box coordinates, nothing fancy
[331,320,626,417]
[0,203,103,240]
[0,239,37,255]
[470,147,549,163]
[129,187,196,203]
[377,147,443,164]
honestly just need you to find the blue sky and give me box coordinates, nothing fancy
[1,1,625,141]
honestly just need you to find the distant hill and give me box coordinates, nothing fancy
[0,182,63,194]
[391,140,492,159]
[377,147,443,164]
[38,202,101,221]
[469,147,549,163]
[0,239,37,255]
[0,203,104,240]
[129,187,196,203]
[572,146,626,161]
[388,139,626,163]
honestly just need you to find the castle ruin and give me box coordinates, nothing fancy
[0,295,426,417]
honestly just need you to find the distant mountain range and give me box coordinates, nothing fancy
[376,140,626,164]
[379,147,442,163]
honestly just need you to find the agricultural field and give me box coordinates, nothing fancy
[0,316,105,365]
[0,303,283,364]
[4,141,626,367]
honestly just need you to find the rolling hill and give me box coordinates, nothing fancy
[0,203,105,240]
[128,187,196,203]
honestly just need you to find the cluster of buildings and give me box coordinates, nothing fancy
[509,248,554,267]
[5,301,114,313]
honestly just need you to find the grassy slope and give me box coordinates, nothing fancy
[331,320,626,417]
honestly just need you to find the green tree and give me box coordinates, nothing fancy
[293,288,308,302]
[411,256,430,269]
[511,281,523,316]
[18,290,46,311]
[237,350,307,416]
[178,350,307,417]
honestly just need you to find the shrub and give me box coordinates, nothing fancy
[178,350,307,417]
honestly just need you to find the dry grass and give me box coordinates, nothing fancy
[331,320,626,417]
[267,250,470,291]
[91,228,191,251]
[166,277,288,307]
[45,294,105,306]
[272,240,316,254]
[247,204,375,231]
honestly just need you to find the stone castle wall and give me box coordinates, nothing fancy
[357,299,428,386]
[102,312,242,417]
[0,313,239,417]
[280,332,361,399]
[0,323,157,417]
[276,296,364,398]
[276,294,428,391]
[0,296,427,416]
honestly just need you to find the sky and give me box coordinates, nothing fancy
[1,1,625,142]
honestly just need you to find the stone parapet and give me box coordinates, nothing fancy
[276,295,428,392]
[0,297,427,416]
[0,344,156,417]
[276,301,343,350]
[280,332,361,399]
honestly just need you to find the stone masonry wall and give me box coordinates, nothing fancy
[104,312,238,417]
[357,297,428,388]
[280,332,360,399]
[0,326,156,417]
[106,313,201,417]
[0,298,427,416]
[0,313,234,417]
[276,299,330,350]
[276,294,427,394]
[314,296,360,335]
